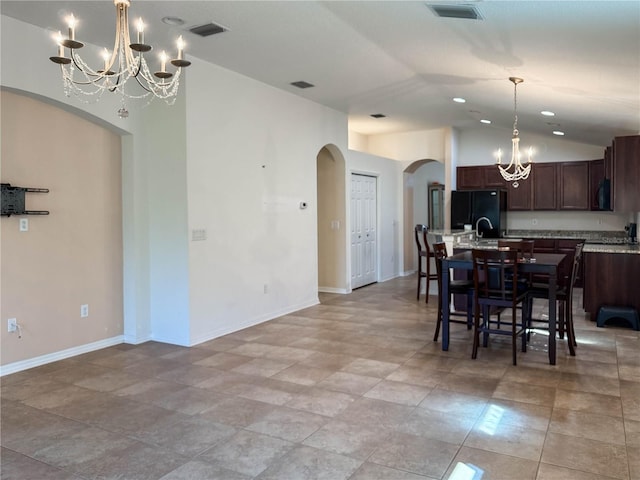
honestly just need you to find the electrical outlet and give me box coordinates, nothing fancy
[532,218,538,226]
[19,218,29,232]
[80,304,89,318]
[263,284,268,294]
[7,318,17,333]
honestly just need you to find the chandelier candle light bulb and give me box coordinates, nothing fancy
[177,36,185,60]
[101,48,110,71]
[56,31,64,58]
[49,0,191,116]
[67,14,76,41]
[160,51,167,73]
[136,18,144,44]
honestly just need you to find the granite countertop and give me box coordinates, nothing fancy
[447,229,639,254]
[583,244,640,254]
[453,240,640,254]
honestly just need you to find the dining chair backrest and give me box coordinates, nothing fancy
[567,242,585,292]
[432,242,448,282]
[497,239,535,257]
[472,249,521,303]
[498,239,534,284]
[414,224,430,256]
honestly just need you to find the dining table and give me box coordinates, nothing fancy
[440,250,567,365]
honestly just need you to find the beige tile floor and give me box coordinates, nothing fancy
[1,275,639,479]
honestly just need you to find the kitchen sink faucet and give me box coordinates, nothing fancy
[475,216,493,238]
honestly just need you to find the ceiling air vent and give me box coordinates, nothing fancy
[290,81,315,89]
[370,114,386,119]
[189,22,226,37]
[427,3,483,20]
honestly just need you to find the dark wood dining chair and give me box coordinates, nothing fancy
[527,242,584,356]
[432,242,474,342]
[472,248,530,365]
[496,239,535,327]
[415,224,437,303]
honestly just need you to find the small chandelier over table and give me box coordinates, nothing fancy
[496,77,533,188]
[49,0,191,118]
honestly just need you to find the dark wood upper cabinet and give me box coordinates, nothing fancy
[456,159,606,212]
[506,178,531,210]
[589,159,605,211]
[558,161,590,210]
[604,145,613,179]
[613,135,640,212]
[483,166,506,188]
[605,144,615,210]
[532,163,557,210]
[456,166,485,190]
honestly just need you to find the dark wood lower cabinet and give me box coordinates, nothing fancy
[583,252,640,318]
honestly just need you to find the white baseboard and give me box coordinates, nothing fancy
[123,333,152,345]
[0,335,124,377]
[188,298,320,347]
[318,286,350,294]
[379,273,402,283]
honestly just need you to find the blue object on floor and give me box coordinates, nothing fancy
[596,305,640,331]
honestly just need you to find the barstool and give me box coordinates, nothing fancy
[415,224,437,303]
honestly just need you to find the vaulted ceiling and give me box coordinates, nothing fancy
[3,1,639,146]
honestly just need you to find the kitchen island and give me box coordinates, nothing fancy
[582,244,640,319]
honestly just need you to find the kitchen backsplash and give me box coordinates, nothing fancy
[506,229,628,243]
[506,210,628,232]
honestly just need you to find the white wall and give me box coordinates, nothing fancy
[140,91,191,345]
[184,57,349,345]
[357,129,447,162]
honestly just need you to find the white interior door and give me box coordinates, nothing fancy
[351,174,377,289]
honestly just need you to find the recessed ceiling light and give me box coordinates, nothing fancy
[453,97,466,103]
[480,119,491,124]
[553,130,565,136]
[541,110,555,116]
[162,16,185,26]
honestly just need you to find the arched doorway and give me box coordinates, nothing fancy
[403,159,445,276]
[316,145,347,293]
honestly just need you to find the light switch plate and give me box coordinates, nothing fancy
[192,229,207,241]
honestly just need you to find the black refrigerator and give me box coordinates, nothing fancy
[451,189,507,238]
